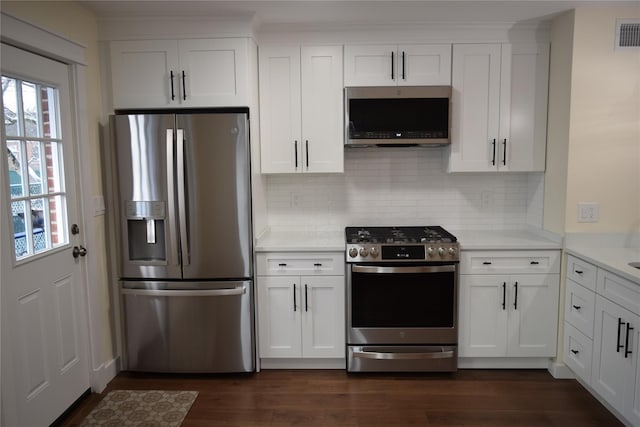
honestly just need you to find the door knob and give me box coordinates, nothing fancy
[72,245,87,258]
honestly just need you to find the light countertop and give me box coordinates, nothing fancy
[255,229,345,252]
[566,246,640,284]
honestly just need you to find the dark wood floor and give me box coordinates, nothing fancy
[57,369,623,427]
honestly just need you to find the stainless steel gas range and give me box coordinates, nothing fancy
[345,226,459,372]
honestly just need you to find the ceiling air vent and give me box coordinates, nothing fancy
[615,19,640,49]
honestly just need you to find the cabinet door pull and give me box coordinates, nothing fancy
[570,349,579,355]
[513,282,518,310]
[574,270,584,274]
[170,71,175,100]
[293,284,297,312]
[181,70,187,100]
[294,140,298,168]
[572,305,582,310]
[305,284,309,312]
[402,51,406,80]
[491,139,497,166]
[625,323,634,358]
[530,261,540,265]
[482,261,492,265]
[502,138,507,166]
[502,282,506,310]
[617,318,625,352]
[391,51,395,80]
[305,140,309,168]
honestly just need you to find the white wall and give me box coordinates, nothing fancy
[565,6,640,233]
[266,147,542,231]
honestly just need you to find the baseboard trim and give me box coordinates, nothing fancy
[90,356,119,393]
[458,357,550,369]
[260,358,345,370]
[547,360,575,379]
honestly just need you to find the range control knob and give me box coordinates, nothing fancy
[369,247,379,258]
[348,247,358,258]
[448,247,457,257]
[427,247,434,258]
[438,247,446,257]
[359,247,369,257]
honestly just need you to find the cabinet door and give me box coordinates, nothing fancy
[448,44,505,172]
[257,276,302,358]
[258,46,302,173]
[301,276,345,358]
[110,40,179,109]
[501,43,548,172]
[506,274,559,357]
[592,295,638,415]
[344,45,396,86]
[177,38,248,107]
[301,46,344,173]
[459,275,508,357]
[398,44,452,85]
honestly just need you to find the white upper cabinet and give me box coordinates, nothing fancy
[447,43,549,172]
[344,44,451,86]
[259,45,343,174]
[110,38,250,109]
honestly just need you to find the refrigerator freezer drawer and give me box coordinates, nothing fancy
[121,280,255,373]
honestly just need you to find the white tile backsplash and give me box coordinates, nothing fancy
[266,147,543,231]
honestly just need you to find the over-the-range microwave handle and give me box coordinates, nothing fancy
[165,128,180,268]
[351,265,455,274]
[176,128,190,266]
[121,286,246,297]
[353,348,455,360]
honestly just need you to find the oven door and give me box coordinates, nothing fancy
[347,263,458,345]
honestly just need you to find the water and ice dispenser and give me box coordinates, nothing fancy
[125,201,166,262]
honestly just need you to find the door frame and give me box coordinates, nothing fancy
[1,11,112,417]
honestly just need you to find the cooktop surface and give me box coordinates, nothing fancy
[345,226,457,244]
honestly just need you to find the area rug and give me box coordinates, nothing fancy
[80,390,198,427]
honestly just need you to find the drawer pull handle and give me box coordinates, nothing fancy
[278,263,287,267]
[570,349,579,355]
[530,261,539,265]
[482,261,492,265]
[572,305,582,310]
[314,263,322,267]
[575,270,584,274]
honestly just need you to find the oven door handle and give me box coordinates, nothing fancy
[353,348,455,360]
[351,265,456,274]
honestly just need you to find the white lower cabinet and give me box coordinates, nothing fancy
[564,254,640,425]
[256,252,345,361]
[459,273,559,357]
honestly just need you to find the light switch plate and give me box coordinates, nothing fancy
[577,202,599,223]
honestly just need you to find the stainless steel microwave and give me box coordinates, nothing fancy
[345,86,451,147]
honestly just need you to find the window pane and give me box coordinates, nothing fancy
[49,195,67,246]
[7,140,24,198]
[44,142,64,193]
[41,86,60,139]
[27,141,44,196]
[2,77,19,137]
[31,198,47,254]
[12,200,29,258]
[21,81,39,138]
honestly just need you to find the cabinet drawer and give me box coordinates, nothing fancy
[565,279,596,338]
[566,255,597,291]
[563,321,593,385]
[256,252,345,276]
[460,250,560,275]
[597,269,640,316]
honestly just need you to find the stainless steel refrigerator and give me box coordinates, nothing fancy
[110,109,254,373]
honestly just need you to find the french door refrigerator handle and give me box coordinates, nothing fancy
[121,286,246,297]
[176,128,189,266]
[166,129,180,267]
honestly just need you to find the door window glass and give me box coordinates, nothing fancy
[2,75,68,260]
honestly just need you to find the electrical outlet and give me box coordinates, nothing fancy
[577,202,599,223]
[291,193,302,208]
[481,191,494,209]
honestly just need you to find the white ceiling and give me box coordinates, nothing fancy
[81,0,640,27]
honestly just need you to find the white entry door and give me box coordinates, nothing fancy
[1,43,90,426]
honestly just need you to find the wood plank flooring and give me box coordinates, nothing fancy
[56,369,623,427]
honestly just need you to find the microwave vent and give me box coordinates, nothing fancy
[615,20,640,49]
